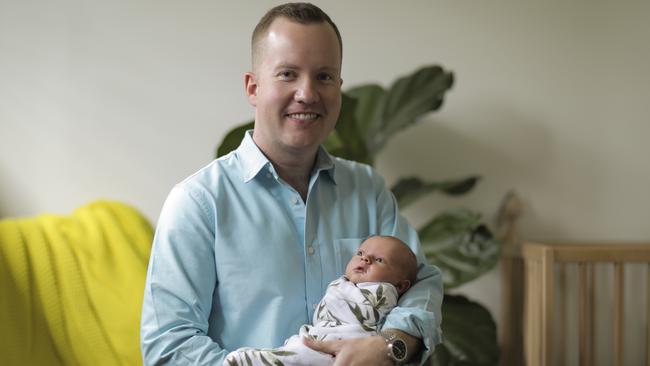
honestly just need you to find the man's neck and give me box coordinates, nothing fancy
[254,138,317,201]
[274,157,313,201]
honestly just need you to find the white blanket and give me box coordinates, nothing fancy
[224,276,398,366]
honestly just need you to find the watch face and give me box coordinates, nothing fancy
[391,339,407,361]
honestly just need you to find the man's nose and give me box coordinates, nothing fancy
[295,78,319,104]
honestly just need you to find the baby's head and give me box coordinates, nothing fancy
[345,235,418,295]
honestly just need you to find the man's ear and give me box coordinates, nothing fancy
[395,280,411,295]
[244,72,258,107]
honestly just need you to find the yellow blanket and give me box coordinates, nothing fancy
[0,200,153,366]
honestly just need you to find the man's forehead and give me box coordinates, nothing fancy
[256,20,340,69]
[265,18,336,43]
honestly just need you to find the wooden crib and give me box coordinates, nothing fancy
[520,242,650,366]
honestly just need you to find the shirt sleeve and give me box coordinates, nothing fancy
[140,185,228,365]
[373,172,444,365]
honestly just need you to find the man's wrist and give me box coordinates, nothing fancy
[379,330,408,364]
[380,328,422,365]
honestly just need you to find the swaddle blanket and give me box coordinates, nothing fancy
[0,200,153,366]
[224,276,398,366]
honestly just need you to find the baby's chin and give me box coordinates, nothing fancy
[345,272,364,284]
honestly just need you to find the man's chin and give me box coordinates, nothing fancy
[282,134,328,151]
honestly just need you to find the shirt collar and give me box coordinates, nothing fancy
[313,145,337,184]
[236,130,337,184]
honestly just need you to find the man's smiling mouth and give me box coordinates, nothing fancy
[286,112,320,120]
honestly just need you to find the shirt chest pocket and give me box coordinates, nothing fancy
[333,238,365,275]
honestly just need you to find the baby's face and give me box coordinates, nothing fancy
[345,236,409,286]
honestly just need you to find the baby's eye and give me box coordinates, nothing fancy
[375,258,384,263]
[356,250,363,256]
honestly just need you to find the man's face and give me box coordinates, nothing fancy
[345,237,409,286]
[245,17,342,157]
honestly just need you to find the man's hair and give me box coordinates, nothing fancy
[251,2,342,69]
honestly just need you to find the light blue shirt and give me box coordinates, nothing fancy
[140,131,443,365]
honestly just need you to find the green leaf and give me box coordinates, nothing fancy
[429,294,498,366]
[373,66,453,154]
[348,303,365,324]
[419,208,500,289]
[324,93,373,164]
[216,121,254,158]
[360,288,373,299]
[345,84,386,150]
[391,176,480,209]
[316,302,326,320]
[376,283,384,300]
[260,354,273,366]
[270,350,296,357]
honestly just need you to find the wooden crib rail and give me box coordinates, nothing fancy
[521,242,650,366]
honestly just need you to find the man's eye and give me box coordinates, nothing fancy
[318,73,333,81]
[278,71,295,79]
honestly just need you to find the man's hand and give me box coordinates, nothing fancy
[303,335,393,366]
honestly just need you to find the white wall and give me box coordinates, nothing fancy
[2,0,649,361]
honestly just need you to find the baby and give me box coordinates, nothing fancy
[224,235,418,366]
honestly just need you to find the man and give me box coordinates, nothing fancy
[140,3,443,365]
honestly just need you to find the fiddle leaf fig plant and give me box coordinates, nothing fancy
[216,65,500,366]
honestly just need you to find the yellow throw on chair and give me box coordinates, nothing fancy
[0,200,153,366]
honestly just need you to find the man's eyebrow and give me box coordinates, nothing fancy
[273,63,339,73]
[274,63,299,70]
[319,67,340,76]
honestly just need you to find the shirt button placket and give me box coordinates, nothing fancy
[291,196,300,206]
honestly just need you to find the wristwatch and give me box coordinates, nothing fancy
[380,331,408,364]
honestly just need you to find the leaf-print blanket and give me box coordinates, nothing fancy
[224,276,398,366]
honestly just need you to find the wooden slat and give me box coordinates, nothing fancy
[589,264,595,366]
[541,247,554,366]
[524,259,538,366]
[647,263,650,366]
[558,263,567,366]
[525,242,650,262]
[579,263,588,366]
[532,259,540,366]
[500,255,524,366]
[613,262,624,366]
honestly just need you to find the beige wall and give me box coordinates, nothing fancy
[2,0,649,361]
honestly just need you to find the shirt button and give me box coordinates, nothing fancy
[266,173,272,178]
[307,245,315,255]
[291,196,300,205]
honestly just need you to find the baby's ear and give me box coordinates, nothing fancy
[396,280,411,295]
